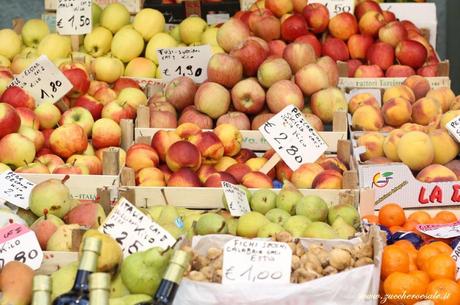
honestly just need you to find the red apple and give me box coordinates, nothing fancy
[0,86,35,109]
[265,0,293,17]
[216,112,251,131]
[16,107,39,129]
[52,163,89,175]
[252,113,275,130]
[347,59,362,77]
[294,34,321,57]
[268,40,287,58]
[67,155,102,175]
[0,103,20,139]
[246,36,270,53]
[50,124,88,159]
[359,11,386,37]
[347,34,374,60]
[150,111,177,128]
[253,15,281,42]
[41,128,53,149]
[292,0,307,13]
[302,3,329,34]
[382,10,396,23]
[73,94,103,120]
[283,42,316,73]
[379,21,408,47]
[354,0,382,20]
[112,78,140,94]
[266,80,304,113]
[230,39,268,77]
[280,15,308,42]
[101,100,136,123]
[328,12,358,41]
[165,76,197,111]
[234,11,252,27]
[88,80,109,96]
[62,68,90,98]
[417,64,440,77]
[93,87,117,106]
[317,56,339,87]
[207,54,243,88]
[366,42,394,71]
[217,18,250,52]
[322,37,349,61]
[385,65,416,77]
[178,107,213,129]
[248,9,274,33]
[36,154,65,173]
[395,40,428,69]
[231,77,266,114]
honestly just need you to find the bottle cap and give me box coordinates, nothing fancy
[89,272,111,290]
[170,250,191,269]
[32,275,51,292]
[82,236,102,254]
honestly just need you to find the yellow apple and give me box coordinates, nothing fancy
[0,163,11,173]
[111,28,144,63]
[179,16,208,45]
[0,29,22,60]
[100,3,130,33]
[145,33,178,64]
[21,19,50,47]
[11,48,39,74]
[92,56,124,83]
[117,87,147,109]
[38,34,71,61]
[133,8,165,41]
[211,45,225,55]
[201,27,219,46]
[34,102,61,129]
[92,2,103,25]
[84,26,113,57]
[0,55,10,67]
[125,57,157,78]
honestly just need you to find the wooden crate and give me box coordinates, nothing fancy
[44,0,144,14]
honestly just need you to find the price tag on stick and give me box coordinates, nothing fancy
[221,182,250,217]
[9,55,73,105]
[56,0,92,35]
[308,0,355,17]
[222,238,292,284]
[156,45,212,83]
[451,242,460,280]
[259,105,327,171]
[0,171,35,209]
[0,223,43,270]
[99,198,176,257]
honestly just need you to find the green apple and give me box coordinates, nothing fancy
[133,8,165,41]
[100,3,130,33]
[125,57,157,78]
[92,2,103,26]
[179,16,207,45]
[201,27,218,46]
[0,29,22,60]
[0,55,10,67]
[92,56,124,83]
[38,33,71,61]
[21,19,49,48]
[111,27,144,63]
[170,25,181,42]
[145,33,178,65]
[84,26,113,57]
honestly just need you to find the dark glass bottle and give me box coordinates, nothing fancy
[89,273,110,305]
[136,250,191,305]
[52,237,102,305]
[32,275,51,305]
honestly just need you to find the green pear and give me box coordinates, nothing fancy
[236,212,270,238]
[257,223,285,238]
[295,195,328,222]
[275,184,302,215]
[328,204,361,229]
[332,217,357,239]
[303,222,339,239]
[92,2,103,26]
[226,218,238,235]
[158,206,180,226]
[177,207,201,217]
[265,208,291,225]
[110,273,130,298]
[31,212,64,249]
[51,262,78,300]
[121,247,172,295]
[81,229,123,273]
[146,206,163,222]
[283,215,311,237]
[16,208,38,226]
[29,177,73,218]
[46,224,80,251]
[161,223,184,239]
[183,213,202,231]
[109,294,152,305]
[195,213,227,235]
[250,189,277,214]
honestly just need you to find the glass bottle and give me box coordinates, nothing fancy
[32,274,51,305]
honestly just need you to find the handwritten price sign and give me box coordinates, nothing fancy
[222,238,292,284]
[56,0,92,35]
[417,222,460,239]
[0,171,35,209]
[9,55,73,105]
[308,0,354,17]
[446,115,460,143]
[99,198,176,257]
[156,45,212,83]
[221,182,250,217]
[259,105,327,171]
[0,223,43,270]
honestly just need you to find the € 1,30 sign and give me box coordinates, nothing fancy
[56,0,92,35]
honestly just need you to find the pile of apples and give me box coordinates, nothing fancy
[127,122,349,189]
[235,0,441,78]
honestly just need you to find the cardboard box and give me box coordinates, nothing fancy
[44,0,144,14]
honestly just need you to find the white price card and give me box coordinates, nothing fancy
[0,223,43,270]
[446,116,460,143]
[452,242,460,280]
[156,45,212,83]
[221,182,250,217]
[308,0,355,17]
[56,0,92,35]
[0,171,35,210]
[222,238,292,284]
[99,198,176,257]
[417,221,460,239]
[259,105,327,171]
[206,13,230,25]
[9,55,73,105]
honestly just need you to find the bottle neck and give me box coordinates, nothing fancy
[89,289,109,305]
[163,262,185,284]
[73,250,98,291]
[32,291,51,305]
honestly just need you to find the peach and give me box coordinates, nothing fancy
[304,113,324,131]
[429,129,459,165]
[445,160,460,179]
[380,126,394,132]
[411,97,442,126]
[294,63,329,96]
[241,171,273,188]
[126,143,160,172]
[385,65,416,77]
[276,160,293,181]
[416,164,458,183]
[310,87,347,123]
[245,157,268,171]
[316,156,347,174]
[395,40,427,69]
[189,131,224,164]
[295,34,322,57]
[328,12,358,41]
[357,132,385,161]
[175,121,202,140]
[197,164,217,184]
[282,42,316,73]
[166,140,201,172]
[302,3,329,34]
[321,37,349,61]
[292,0,307,13]
[214,123,242,157]
[158,164,172,182]
[226,163,251,183]
[135,167,165,186]
[403,75,431,100]
[354,65,384,78]
[347,34,374,60]
[383,129,406,162]
[378,21,408,47]
[312,170,343,189]
[397,131,434,171]
[151,130,181,161]
[441,110,460,129]
[348,93,379,114]
[451,98,460,111]
[234,148,257,163]
[366,41,395,71]
[167,168,201,187]
[382,97,412,127]
[352,105,384,131]
[358,11,386,37]
[400,123,427,133]
[266,80,304,113]
[316,56,339,87]
[355,0,382,20]
[383,85,415,104]
[252,113,275,130]
[204,172,238,187]
[426,87,456,113]
[290,163,324,189]
[214,156,238,171]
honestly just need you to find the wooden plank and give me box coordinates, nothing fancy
[120,119,134,151]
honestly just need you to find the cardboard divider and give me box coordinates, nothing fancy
[37,251,79,275]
